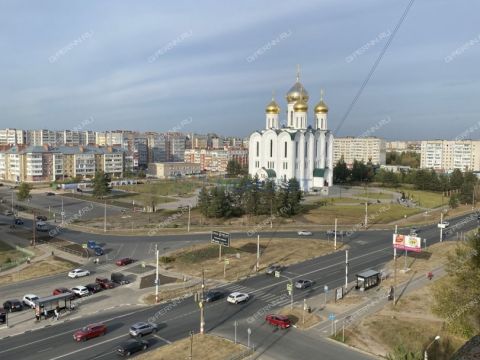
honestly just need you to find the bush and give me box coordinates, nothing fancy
[160,256,176,264]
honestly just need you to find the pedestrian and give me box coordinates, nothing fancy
[54,306,59,320]
[43,308,48,319]
[27,257,31,264]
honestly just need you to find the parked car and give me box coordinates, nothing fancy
[72,286,90,297]
[111,272,130,285]
[22,294,39,308]
[265,264,284,275]
[0,308,6,324]
[295,279,314,289]
[205,290,224,302]
[94,246,104,256]
[73,323,107,342]
[116,338,149,357]
[326,230,344,236]
[85,283,103,294]
[3,210,13,216]
[36,221,49,232]
[227,292,249,304]
[45,192,55,196]
[14,218,24,225]
[129,322,159,337]
[68,268,90,278]
[297,230,313,236]
[95,277,115,289]
[439,221,450,228]
[116,258,134,266]
[266,314,291,329]
[36,215,47,221]
[87,240,97,249]
[52,287,75,300]
[2,299,23,312]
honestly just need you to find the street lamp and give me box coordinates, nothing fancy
[424,335,440,360]
[247,328,251,349]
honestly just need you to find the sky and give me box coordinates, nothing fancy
[1,0,479,140]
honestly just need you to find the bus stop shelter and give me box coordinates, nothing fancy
[34,293,74,321]
[355,269,381,291]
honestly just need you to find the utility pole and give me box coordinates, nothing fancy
[364,202,368,227]
[11,190,14,213]
[256,235,260,271]
[61,197,64,226]
[334,218,338,250]
[32,211,36,247]
[302,299,306,325]
[187,205,191,233]
[345,250,348,291]
[234,321,237,344]
[393,247,397,306]
[218,244,222,262]
[155,244,160,303]
[103,200,107,233]
[189,330,194,360]
[270,198,273,229]
[440,212,443,242]
[199,269,205,334]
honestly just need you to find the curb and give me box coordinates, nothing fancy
[323,336,384,359]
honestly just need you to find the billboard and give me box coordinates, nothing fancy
[393,234,421,252]
[211,231,230,247]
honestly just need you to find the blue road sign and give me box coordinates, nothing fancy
[328,313,336,321]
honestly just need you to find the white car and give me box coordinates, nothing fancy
[71,286,90,297]
[68,268,90,279]
[227,292,249,304]
[297,230,313,236]
[23,294,39,308]
[438,221,450,228]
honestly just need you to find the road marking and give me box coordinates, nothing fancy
[153,334,172,344]
[0,307,148,354]
[38,347,52,353]
[49,333,126,360]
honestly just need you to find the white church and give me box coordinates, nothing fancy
[248,70,334,192]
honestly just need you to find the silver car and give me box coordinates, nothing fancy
[129,322,159,337]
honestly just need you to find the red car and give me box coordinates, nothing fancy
[116,258,134,266]
[53,287,75,300]
[73,323,107,342]
[95,277,115,289]
[266,314,291,329]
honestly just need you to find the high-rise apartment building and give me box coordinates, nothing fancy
[333,137,386,166]
[420,140,480,172]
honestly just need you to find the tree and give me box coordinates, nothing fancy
[198,187,210,217]
[449,194,459,209]
[226,160,243,177]
[333,158,350,183]
[450,169,464,189]
[16,182,32,201]
[286,178,303,215]
[92,171,111,198]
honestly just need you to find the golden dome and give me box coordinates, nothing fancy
[286,66,309,103]
[314,89,328,113]
[265,99,280,114]
[294,99,308,112]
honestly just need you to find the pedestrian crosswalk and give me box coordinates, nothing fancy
[223,284,290,306]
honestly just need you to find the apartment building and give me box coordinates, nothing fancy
[0,129,25,145]
[26,130,57,146]
[333,137,386,166]
[184,147,248,173]
[420,140,480,172]
[147,162,201,178]
[386,140,421,153]
[166,133,186,162]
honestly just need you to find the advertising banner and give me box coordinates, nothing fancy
[393,234,421,252]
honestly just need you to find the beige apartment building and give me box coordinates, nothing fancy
[147,162,201,178]
[420,140,480,172]
[333,137,386,166]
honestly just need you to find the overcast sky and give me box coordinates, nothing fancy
[1,0,479,140]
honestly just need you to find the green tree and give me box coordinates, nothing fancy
[16,182,32,201]
[286,178,303,215]
[226,160,242,176]
[449,194,459,209]
[450,169,464,189]
[198,187,210,217]
[333,158,350,183]
[92,171,111,198]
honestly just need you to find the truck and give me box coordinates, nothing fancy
[36,221,49,232]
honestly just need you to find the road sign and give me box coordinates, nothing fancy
[328,313,336,321]
[224,259,230,265]
[274,271,280,278]
[287,283,293,291]
[324,285,329,292]
[247,328,251,335]
[211,231,230,247]
[82,244,87,249]
[437,223,446,229]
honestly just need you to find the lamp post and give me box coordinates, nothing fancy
[247,328,251,349]
[424,335,440,360]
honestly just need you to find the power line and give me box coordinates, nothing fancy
[334,0,417,135]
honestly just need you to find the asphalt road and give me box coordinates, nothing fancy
[0,211,478,359]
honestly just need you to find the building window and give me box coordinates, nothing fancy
[290,111,293,125]
[305,142,308,155]
[256,142,259,157]
[295,142,298,158]
[284,142,288,157]
[270,139,273,157]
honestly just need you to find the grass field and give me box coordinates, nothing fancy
[390,187,445,209]
[0,240,25,267]
[0,255,78,285]
[353,191,395,200]
[135,334,247,360]
[118,179,202,197]
[161,238,339,281]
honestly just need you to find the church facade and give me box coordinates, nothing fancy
[248,71,334,192]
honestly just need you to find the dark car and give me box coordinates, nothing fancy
[205,290,224,302]
[116,339,149,357]
[45,192,55,196]
[0,308,5,324]
[116,258,134,266]
[266,314,291,329]
[94,246,104,256]
[73,323,107,342]
[111,273,130,285]
[52,287,75,300]
[85,283,103,294]
[36,215,47,221]
[295,279,314,289]
[2,299,23,312]
[96,277,115,289]
[14,218,24,225]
